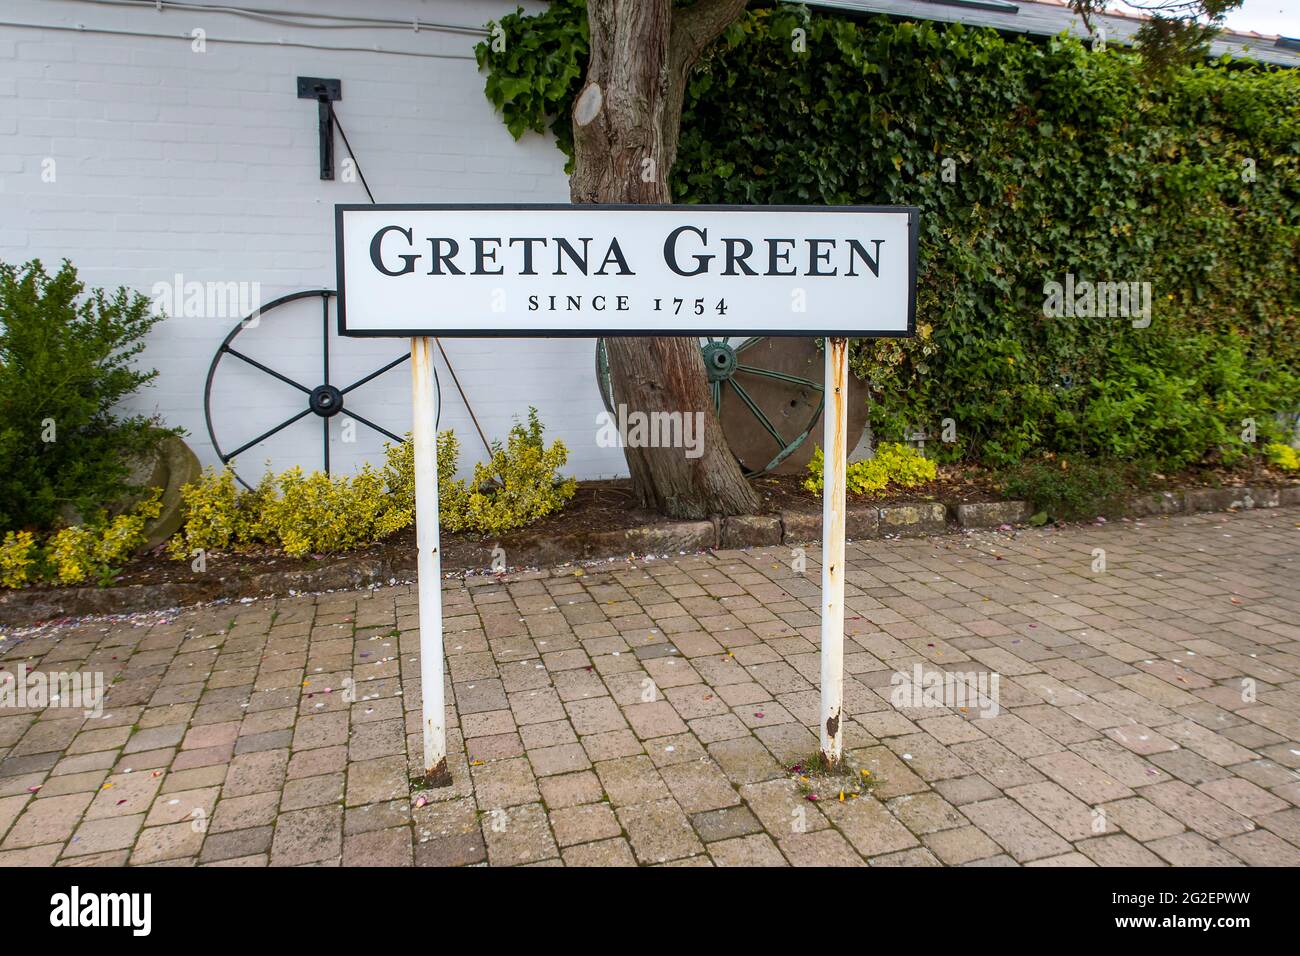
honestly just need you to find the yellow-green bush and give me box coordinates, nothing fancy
[804,441,938,495]
[165,466,265,559]
[438,408,577,536]
[1265,442,1299,472]
[168,409,574,559]
[0,531,38,588]
[384,410,575,536]
[0,491,161,588]
[261,465,411,558]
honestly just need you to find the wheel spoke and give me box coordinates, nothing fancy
[734,337,762,353]
[222,408,313,461]
[735,364,823,390]
[223,346,312,394]
[340,353,409,395]
[345,408,406,445]
[762,402,823,472]
[323,417,330,474]
[321,292,332,387]
[711,379,721,412]
[728,379,786,451]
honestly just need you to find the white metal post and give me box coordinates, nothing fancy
[412,337,450,786]
[819,336,849,768]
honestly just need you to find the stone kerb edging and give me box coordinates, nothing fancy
[2,483,1296,628]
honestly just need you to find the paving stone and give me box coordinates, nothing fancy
[1142,780,1255,840]
[549,803,622,847]
[471,756,540,810]
[346,756,409,807]
[922,825,1003,865]
[887,792,966,834]
[617,799,703,864]
[1076,833,1165,866]
[690,805,764,843]
[562,836,637,867]
[129,820,205,865]
[778,828,866,866]
[415,830,486,867]
[1221,829,1300,866]
[709,833,787,866]
[271,806,343,866]
[63,814,145,858]
[528,743,591,778]
[623,701,688,740]
[482,802,557,866]
[3,793,92,849]
[659,760,740,814]
[1147,831,1245,866]
[342,826,413,866]
[961,798,1072,863]
[823,794,920,857]
[198,826,274,864]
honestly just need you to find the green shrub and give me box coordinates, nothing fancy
[437,408,577,536]
[169,464,411,560]
[1265,442,1299,472]
[0,531,38,588]
[998,458,1142,522]
[168,409,575,558]
[804,441,937,495]
[0,259,172,532]
[0,491,162,588]
[261,466,410,558]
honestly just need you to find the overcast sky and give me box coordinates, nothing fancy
[1219,0,1298,37]
[1104,1,1298,37]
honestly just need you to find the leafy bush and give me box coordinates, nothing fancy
[169,464,410,560]
[169,409,575,558]
[804,441,937,495]
[0,491,162,588]
[164,466,258,558]
[1265,442,1299,472]
[0,531,37,588]
[437,408,577,536]
[998,458,1141,523]
[0,259,171,532]
[479,5,1299,476]
[261,466,410,558]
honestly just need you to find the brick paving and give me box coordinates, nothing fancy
[1,506,1297,867]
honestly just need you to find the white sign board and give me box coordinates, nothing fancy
[336,204,917,338]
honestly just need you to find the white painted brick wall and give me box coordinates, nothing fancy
[0,0,629,482]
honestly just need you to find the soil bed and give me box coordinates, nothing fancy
[2,460,1296,628]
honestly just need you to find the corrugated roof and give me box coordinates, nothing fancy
[809,0,1299,67]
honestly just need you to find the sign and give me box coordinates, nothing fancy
[336,203,918,337]
[332,201,918,787]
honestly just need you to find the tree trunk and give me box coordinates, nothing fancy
[571,0,758,520]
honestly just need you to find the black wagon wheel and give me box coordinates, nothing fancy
[204,289,437,490]
[596,336,842,478]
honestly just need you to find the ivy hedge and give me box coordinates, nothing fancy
[478,2,1299,472]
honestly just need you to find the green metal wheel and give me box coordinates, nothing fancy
[595,337,868,477]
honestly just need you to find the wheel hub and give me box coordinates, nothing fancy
[702,341,737,382]
[309,384,344,417]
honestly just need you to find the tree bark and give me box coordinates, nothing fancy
[571,0,758,519]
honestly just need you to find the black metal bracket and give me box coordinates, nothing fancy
[297,77,342,181]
